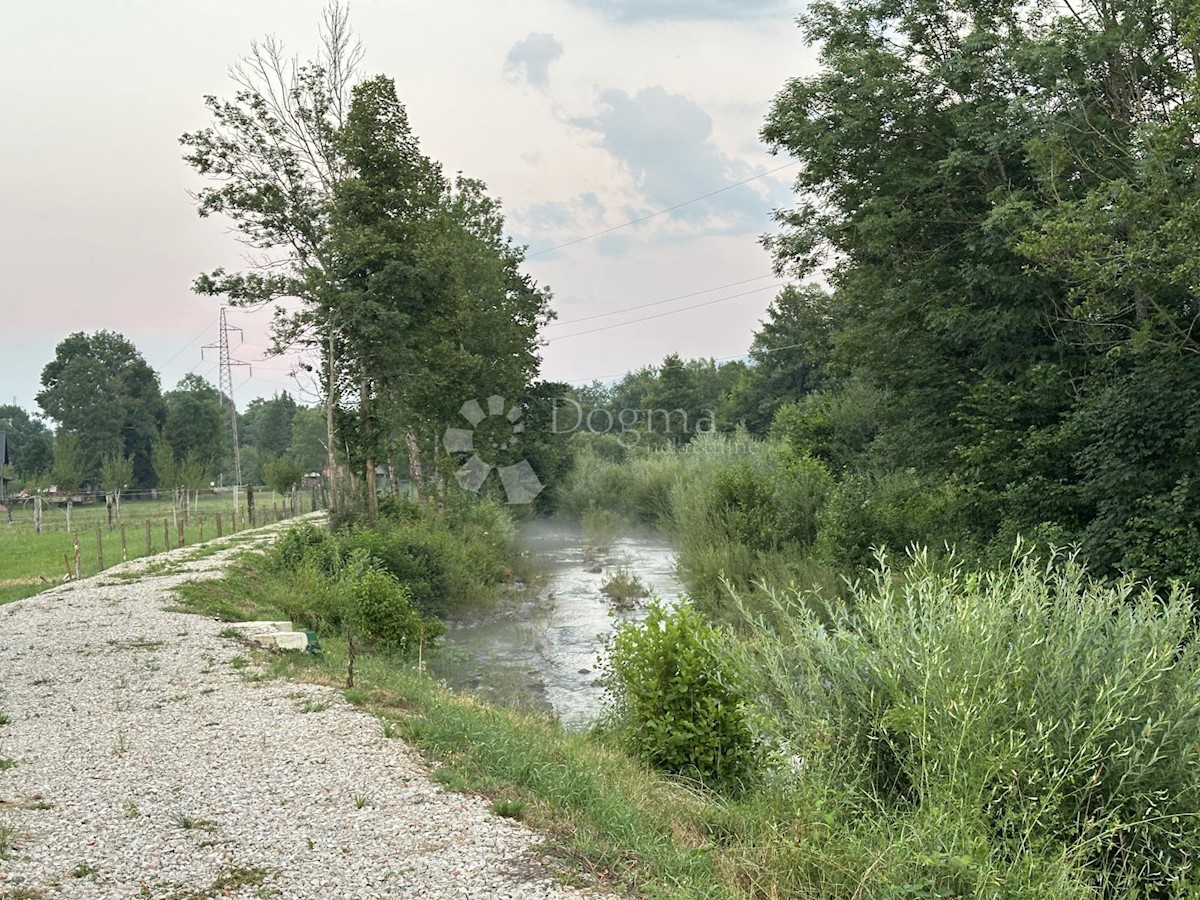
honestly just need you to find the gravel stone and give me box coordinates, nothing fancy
[0,523,615,898]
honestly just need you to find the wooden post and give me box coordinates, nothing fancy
[145,520,152,555]
[199,517,204,543]
[163,519,169,553]
[34,495,42,534]
[96,526,104,571]
[64,553,72,580]
[216,512,223,538]
[72,533,81,580]
[247,485,255,527]
[120,524,128,562]
[177,518,185,548]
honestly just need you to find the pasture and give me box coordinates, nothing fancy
[0,490,308,605]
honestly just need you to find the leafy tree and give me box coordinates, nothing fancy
[241,391,298,456]
[183,9,551,515]
[0,405,53,480]
[52,431,85,531]
[162,375,227,478]
[99,453,134,521]
[263,454,303,497]
[37,332,163,485]
[288,407,328,473]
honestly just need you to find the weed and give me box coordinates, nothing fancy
[488,797,527,820]
[299,698,331,714]
[124,801,139,818]
[210,864,269,890]
[352,793,373,809]
[598,567,649,610]
[0,713,9,725]
[69,862,100,878]
[171,813,216,832]
[0,759,16,771]
[381,719,401,739]
[229,655,249,670]
[0,821,15,856]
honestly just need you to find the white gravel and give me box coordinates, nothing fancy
[0,524,614,898]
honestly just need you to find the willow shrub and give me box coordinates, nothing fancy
[603,599,758,790]
[736,548,1200,896]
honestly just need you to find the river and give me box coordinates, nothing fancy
[427,520,683,729]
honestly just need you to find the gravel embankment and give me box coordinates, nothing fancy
[0,526,612,899]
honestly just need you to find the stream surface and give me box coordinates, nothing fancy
[429,520,683,728]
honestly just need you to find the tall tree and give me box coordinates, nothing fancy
[0,405,54,479]
[161,375,228,479]
[37,332,164,485]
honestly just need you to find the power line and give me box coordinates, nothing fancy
[559,341,809,385]
[160,320,218,368]
[547,274,775,328]
[546,282,787,343]
[526,161,799,258]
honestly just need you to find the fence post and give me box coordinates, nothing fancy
[145,519,152,556]
[72,533,81,580]
[199,517,204,543]
[63,553,71,580]
[216,512,223,538]
[96,526,104,571]
[120,524,128,562]
[163,519,169,553]
[177,518,185,548]
[247,486,255,528]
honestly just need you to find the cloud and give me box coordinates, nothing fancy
[567,0,789,23]
[503,33,564,89]
[569,86,772,234]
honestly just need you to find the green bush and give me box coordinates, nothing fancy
[737,549,1200,894]
[603,600,758,789]
[342,553,438,653]
[267,523,339,574]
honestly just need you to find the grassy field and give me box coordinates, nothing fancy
[0,491,309,606]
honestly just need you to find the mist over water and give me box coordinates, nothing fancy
[429,520,683,728]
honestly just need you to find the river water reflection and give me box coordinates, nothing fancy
[428,520,683,729]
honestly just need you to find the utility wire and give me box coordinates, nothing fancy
[546,282,787,342]
[547,274,774,328]
[561,341,808,385]
[526,161,798,257]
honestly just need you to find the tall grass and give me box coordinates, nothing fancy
[731,547,1200,896]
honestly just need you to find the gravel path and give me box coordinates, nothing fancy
[0,526,613,899]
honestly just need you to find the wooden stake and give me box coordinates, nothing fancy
[120,524,128,562]
[145,519,152,556]
[72,533,81,580]
[96,526,104,570]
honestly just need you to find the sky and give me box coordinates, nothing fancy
[0,0,816,419]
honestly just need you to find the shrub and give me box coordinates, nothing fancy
[342,554,435,653]
[736,548,1200,894]
[603,600,757,788]
[339,525,450,617]
[267,523,339,574]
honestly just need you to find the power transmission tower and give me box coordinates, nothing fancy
[202,308,251,487]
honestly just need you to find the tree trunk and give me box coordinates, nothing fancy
[362,373,378,520]
[326,318,339,514]
[405,428,425,504]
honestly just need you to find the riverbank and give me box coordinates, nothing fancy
[0,526,616,899]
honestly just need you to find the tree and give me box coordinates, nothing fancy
[762,0,1200,582]
[242,391,298,457]
[288,407,328,473]
[99,453,134,524]
[181,3,363,504]
[0,405,53,480]
[37,332,163,485]
[52,431,85,531]
[185,16,553,515]
[162,375,227,479]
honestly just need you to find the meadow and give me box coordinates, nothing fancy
[0,490,308,605]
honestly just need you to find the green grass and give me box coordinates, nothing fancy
[172,557,736,898]
[0,494,306,606]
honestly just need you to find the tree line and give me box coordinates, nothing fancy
[0,330,326,501]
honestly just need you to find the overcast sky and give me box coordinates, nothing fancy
[0,0,815,419]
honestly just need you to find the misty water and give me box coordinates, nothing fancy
[426,520,683,729]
